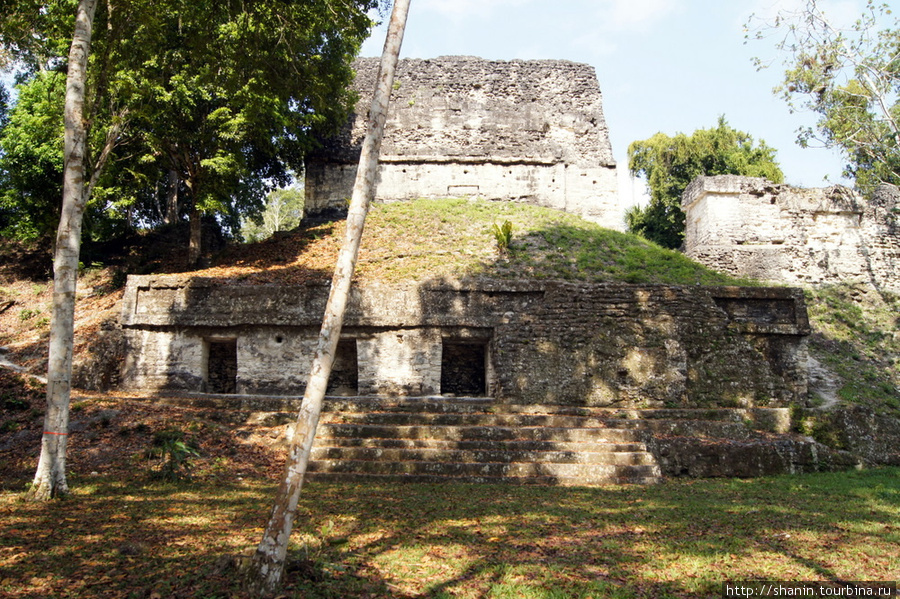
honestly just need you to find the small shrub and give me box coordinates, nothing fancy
[145,428,200,482]
[78,261,103,276]
[2,394,29,410]
[110,268,129,289]
[491,220,514,253]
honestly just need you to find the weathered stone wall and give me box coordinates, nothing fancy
[797,406,900,466]
[682,175,900,292]
[120,276,810,408]
[305,57,622,229]
[72,318,125,392]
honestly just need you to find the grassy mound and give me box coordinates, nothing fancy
[806,284,900,413]
[198,198,747,286]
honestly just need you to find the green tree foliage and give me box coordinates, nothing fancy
[0,81,12,231]
[0,72,65,239]
[0,0,74,76]
[0,71,131,242]
[0,2,136,242]
[627,117,784,249]
[241,186,305,243]
[0,0,379,253]
[750,0,900,191]
[109,0,379,262]
[0,81,8,126]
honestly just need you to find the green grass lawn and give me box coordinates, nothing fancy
[1,469,897,598]
[355,198,748,286]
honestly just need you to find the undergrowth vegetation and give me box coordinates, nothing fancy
[806,284,900,414]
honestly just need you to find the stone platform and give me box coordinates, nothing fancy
[145,393,858,484]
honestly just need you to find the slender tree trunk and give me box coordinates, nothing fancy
[246,0,410,594]
[188,205,202,266]
[165,169,179,224]
[28,0,97,501]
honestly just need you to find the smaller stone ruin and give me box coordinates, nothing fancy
[682,175,900,292]
[305,56,622,229]
[119,276,810,409]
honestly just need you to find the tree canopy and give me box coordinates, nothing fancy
[749,0,900,191]
[626,117,784,249]
[0,0,380,258]
[115,0,377,262]
[0,72,67,240]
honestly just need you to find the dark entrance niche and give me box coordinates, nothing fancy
[207,339,237,394]
[441,340,487,396]
[327,339,359,396]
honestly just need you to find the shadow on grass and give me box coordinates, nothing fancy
[484,223,743,286]
[5,469,888,598]
[0,476,405,599]
[286,470,898,598]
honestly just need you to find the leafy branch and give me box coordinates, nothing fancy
[747,0,900,190]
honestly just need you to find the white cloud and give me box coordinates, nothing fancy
[597,0,682,31]
[417,0,682,29]
[571,32,617,57]
[567,0,682,58]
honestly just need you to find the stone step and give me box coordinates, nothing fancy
[317,423,647,444]
[318,411,759,439]
[141,393,666,485]
[306,458,662,484]
[305,471,662,486]
[147,393,786,420]
[144,394,789,433]
[601,418,752,439]
[309,407,662,484]
[310,446,657,466]
[321,398,785,424]
[324,397,496,414]
[319,411,616,428]
[315,436,648,453]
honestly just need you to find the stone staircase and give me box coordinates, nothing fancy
[143,393,856,483]
[305,398,662,485]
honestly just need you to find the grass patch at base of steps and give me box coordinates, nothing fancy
[1,469,897,598]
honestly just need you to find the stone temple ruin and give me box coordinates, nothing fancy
[121,278,809,406]
[304,57,622,230]
[120,276,856,482]
[111,58,899,484]
[683,175,900,293]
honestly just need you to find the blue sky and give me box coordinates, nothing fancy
[360,0,870,204]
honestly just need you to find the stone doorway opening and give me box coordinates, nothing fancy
[441,339,488,396]
[327,339,359,396]
[206,338,237,394]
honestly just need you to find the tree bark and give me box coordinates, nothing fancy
[165,168,179,224]
[246,0,411,594]
[28,0,97,501]
[188,205,202,266]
